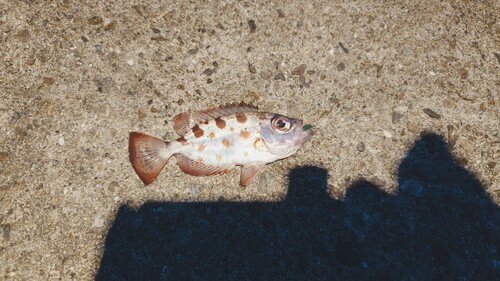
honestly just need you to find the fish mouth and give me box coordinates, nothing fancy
[303,124,313,131]
[297,124,313,145]
[302,127,313,140]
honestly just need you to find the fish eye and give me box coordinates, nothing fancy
[272,116,291,132]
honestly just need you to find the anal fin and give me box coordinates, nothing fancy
[176,154,235,177]
[240,162,266,187]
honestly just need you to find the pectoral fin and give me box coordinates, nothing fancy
[240,162,266,187]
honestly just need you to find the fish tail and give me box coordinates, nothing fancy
[129,132,173,185]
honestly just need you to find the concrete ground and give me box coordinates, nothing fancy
[0,0,498,280]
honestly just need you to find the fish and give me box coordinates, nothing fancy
[129,102,313,186]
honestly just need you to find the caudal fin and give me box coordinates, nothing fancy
[129,132,172,185]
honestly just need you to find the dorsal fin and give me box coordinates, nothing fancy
[172,102,258,136]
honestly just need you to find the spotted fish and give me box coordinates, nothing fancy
[129,103,313,186]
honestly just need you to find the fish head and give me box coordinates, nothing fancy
[260,113,313,158]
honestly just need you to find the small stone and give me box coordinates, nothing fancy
[260,70,272,80]
[423,108,441,119]
[95,44,102,53]
[392,111,403,124]
[407,121,419,133]
[338,42,349,53]
[487,162,496,169]
[291,64,307,76]
[43,77,54,86]
[0,152,8,161]
[383,130,392,138]
[277,9,285,18]
[133,5,144,16]
[247,19,257,33]
[150,107,158,113]
[94,76,114,93]
[176,98,184,105]
[104,21,117,31]
[459,68,468,79]
[494,53,500,65]
[356,141,366,152]
[188,48,199,55]
[26,56,36,65]
[88,16,103,25]
[16,29,30,42]
[447,125,459,148]
[248,63,257,74]
[371,177,386,187]
[15,127,27,137]
[320,74,326,80]
[58,136,65,146]
[207,78,213,84]
[212,61,219,68]
[444,56,459,62]
[108,181,119,192]
[479,101,488,111]
[274,72,286,81]
[92,214,104,228]
[400,179,424,196]
[127,59,134,66]
[151,27,161,34]
[429,70,436,76]
[375,64,383,78]
[151,36,167,41]
[2,223,11,241]
[455,156,468,165]
[337,62,345,72]
[81,35,89,43]
[202,68,215,76]
[138,109,147,119]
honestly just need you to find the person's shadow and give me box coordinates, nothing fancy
[96,133,499,281]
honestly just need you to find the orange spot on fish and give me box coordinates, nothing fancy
[209,132,215,139]
[222,138,231,147]
[192,125,204,138]
[215,117,226,129]
[198,143,205,151]
[230,127,234,132]
[196,157,204,163]
[177,136,188,144]
[253,137,261,148]
[240,129,250,139]
[236,113,247,123]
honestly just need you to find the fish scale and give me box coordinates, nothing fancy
[177,114,269,165]
[129,103,313,186]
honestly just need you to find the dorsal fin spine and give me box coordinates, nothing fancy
[172,102,258,136]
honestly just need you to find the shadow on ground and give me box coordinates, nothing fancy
[96,133,499,281]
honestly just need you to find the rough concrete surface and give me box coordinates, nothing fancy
[0,0,499,280]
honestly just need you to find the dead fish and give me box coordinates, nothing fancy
[129,102,313,186]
